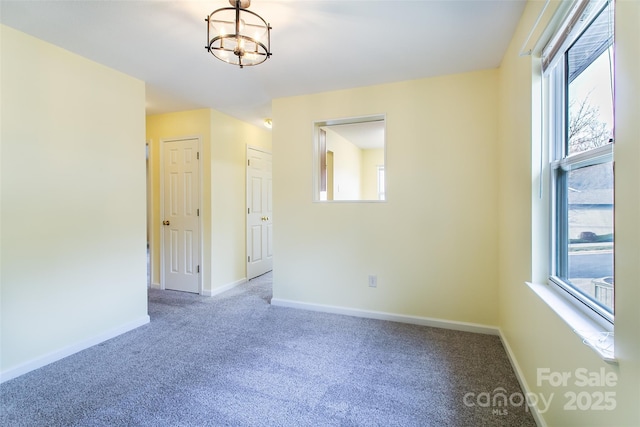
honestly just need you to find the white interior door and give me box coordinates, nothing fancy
[247,147,273,279]
[162,138,200,293]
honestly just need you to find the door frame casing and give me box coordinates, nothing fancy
[159,136,204,294]
[146,139,155,288]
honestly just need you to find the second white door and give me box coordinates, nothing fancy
[247,148,273,279]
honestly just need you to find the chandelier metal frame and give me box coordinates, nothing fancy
[205,0,272,68]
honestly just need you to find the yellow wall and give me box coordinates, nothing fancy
[272,69,500,326]
[498,1,640,425]
[325,128,363,200]
[1,26,148,376]
[361,148,384,200]
[146,109,271,293]
[210,109,271,288]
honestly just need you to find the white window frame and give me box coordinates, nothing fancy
[545,0,615,330]
[377,165,385,201]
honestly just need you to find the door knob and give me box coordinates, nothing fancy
[163,220,170,226]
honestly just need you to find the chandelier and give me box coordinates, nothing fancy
[205,0,272,68]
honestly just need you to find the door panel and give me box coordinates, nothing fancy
[162,138,200,293]
[170,229,179,272]
[251,176,262,212]
[251,225,262,261]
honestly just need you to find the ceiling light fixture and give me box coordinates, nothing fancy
[206,0,272,68]
[264,118,272,129]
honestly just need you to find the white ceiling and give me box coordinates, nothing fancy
[0,0,526,129]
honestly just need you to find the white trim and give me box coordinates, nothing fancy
[150,282,161,290]
[0,315,150,384]
[159,139,166,290]
[553,143,614,171]
[270,298,499,336]
[518,0,552,56]
[159,136,204,294]
[202,278,246,297]
[527,282,616,363]
[246,144,271,155]
[548,277,614,328]
[146,139,154,287]
[498,329,549,427]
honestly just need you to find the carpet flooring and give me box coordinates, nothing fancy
[1,272,536,426]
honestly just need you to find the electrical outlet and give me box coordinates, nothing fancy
[368,275,377,288]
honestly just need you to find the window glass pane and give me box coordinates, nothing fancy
[566,162,614,313]
[567,3,614,156]
[549,1,615,324]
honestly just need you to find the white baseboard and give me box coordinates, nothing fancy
[202,277,246,297]
[150,282,161,290]
[498,329,547,427]
[0,315,150,384]
[270,298,499,336]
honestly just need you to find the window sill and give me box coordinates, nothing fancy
[526,282,617,365]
